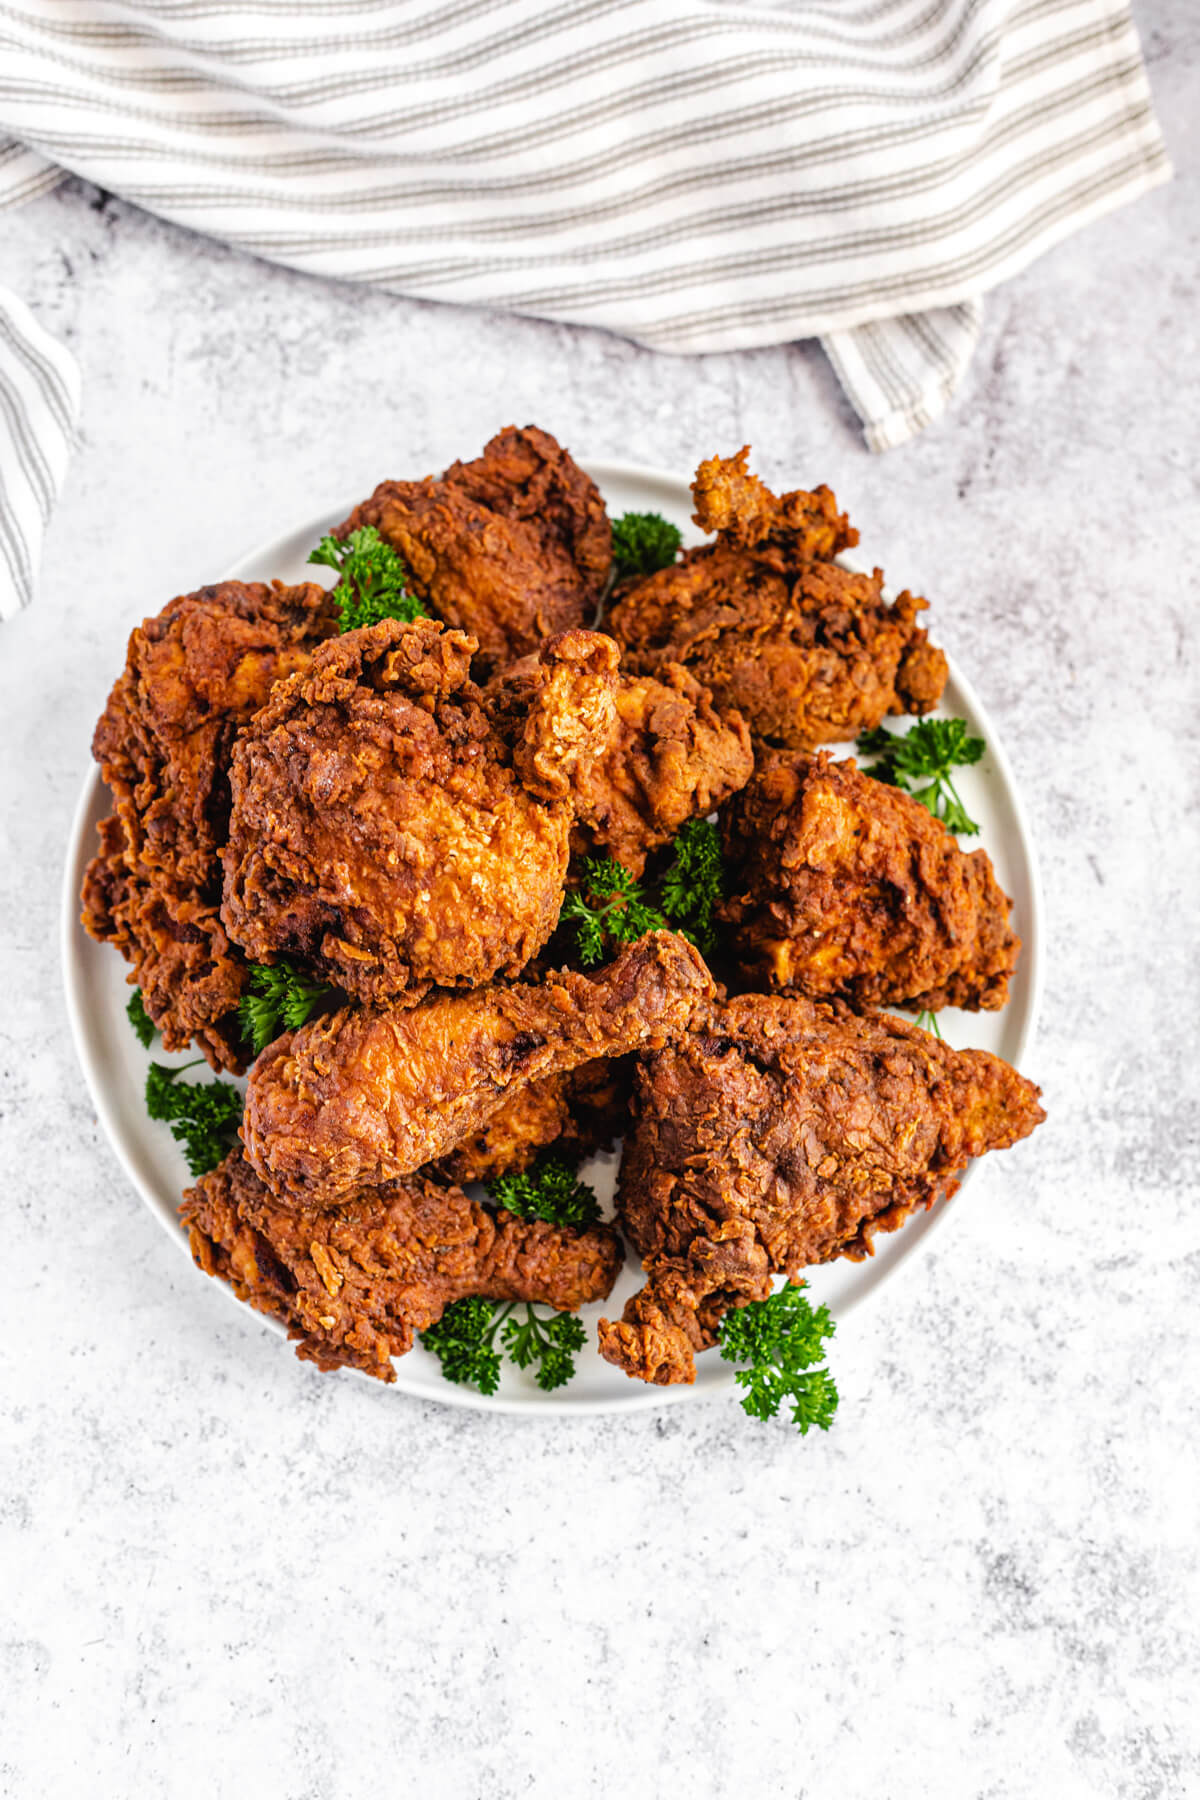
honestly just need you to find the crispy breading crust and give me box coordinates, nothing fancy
[243,932,716,1208]
[336,426,611,669]
[182,1149,622,1381]
[81,579,338,1070]
[600,994,1044,1385]
[221,619,617,1005]
[719,750,1020,1011]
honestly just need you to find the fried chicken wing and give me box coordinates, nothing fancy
[599,994,1044,1384]
[487,649,753,875]
[243,931,715,1207]
[335,426,611,669]
[81,580,338,1070]
[608,450,946,749]
[220,619,617,1006]
[719,750,1020,1012]
[182,1148,622,1382]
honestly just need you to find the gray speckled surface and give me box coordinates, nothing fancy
[2,5,1198,1791]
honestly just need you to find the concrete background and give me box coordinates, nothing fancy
[1,3,1196,1794]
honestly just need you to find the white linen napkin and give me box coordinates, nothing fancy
[0,0,1170,617]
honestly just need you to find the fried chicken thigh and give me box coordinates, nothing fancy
[487,650,754,875]
[608,449,947,749]
[243,931,715,1207]
[335,425,611,669]
[720,751,1020,1012]
[221,619,617,1005]
[81,579,338,1070]
[183,1149,622,1382]
[599,994,1044,1385]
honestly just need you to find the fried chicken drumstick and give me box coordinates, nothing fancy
[607,448,947,749]
[244,931,715,1207]
[221,619,617,1005]
[82,579,338,1070]
[599,993,1044,1385]
[183,1149,622,1382]
[335,425,611,669]
[719,750,1020,1012]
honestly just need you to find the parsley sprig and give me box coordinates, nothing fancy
[660,818,724,955]
[309,525,427,633]
[718,1284,839,1434]
[487,1150,601,1228]
[611,510,683,579]
[126,988,157,1048]
[913,1008,944,1038]
[145,1061,242,1178]
[857,717,985,835]
[421,1297,587,1394]
[239,958,335,1055]
[559,854,668,966]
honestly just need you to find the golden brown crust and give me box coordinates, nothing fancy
[690,447,858,560]
[220,619,616,1006]
[438,1057,630,1185]
[719,750,1020,1011]
[600,993,1044,1384]
[81,579,338,1069]
[608,449,946,750]
[242,931,716,1207]
[336,426,611,670]
[182,1149,622,1382]
[488,650,753,877]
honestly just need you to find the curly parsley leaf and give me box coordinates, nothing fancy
[718,1283,839,1435]
[126,988,157,1049]
[420,1296,503,1395]
[558,854,668,967]
[500,1307,587,1392]
[239,958,335,1055]
[660,818,726,955]
[487,1150,601,1228]
[857,717,985,836]
[145,1061,242,1178]
[611,511,683,580]
[421,1298,586,1395]
[309,525,427,633]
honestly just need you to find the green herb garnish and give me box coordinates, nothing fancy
[913,1009,944,1038]
[309,525,426,632]
[611,511,683,580]
[857,717,985,835]
[126,987,157,1048]
[421,1297,587,1394]
[239,958,334,1055]
[718,1284,839,1434]
[660,818,725,955]
[145,1061,242,1178]
[558,854,668,967]
[487,1150,601,1228]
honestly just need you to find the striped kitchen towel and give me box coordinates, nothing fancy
[0,0,1171,617]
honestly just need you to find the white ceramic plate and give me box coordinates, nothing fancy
[62,460,1043,1414]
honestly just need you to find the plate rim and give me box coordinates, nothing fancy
[60,457,1043,1416]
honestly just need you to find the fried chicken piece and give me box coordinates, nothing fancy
[243,931,715,1207]
[221,619,617,1006]
[335,425,610,669]
[691,446,858,559]
[487,650,753,877]
[719,750,1020,1012]
[182,1148,622,1382]
[439,1057,631,1185]
[608,450,947,749]
[81,580,338,1070]
[599,994,1044,1384]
